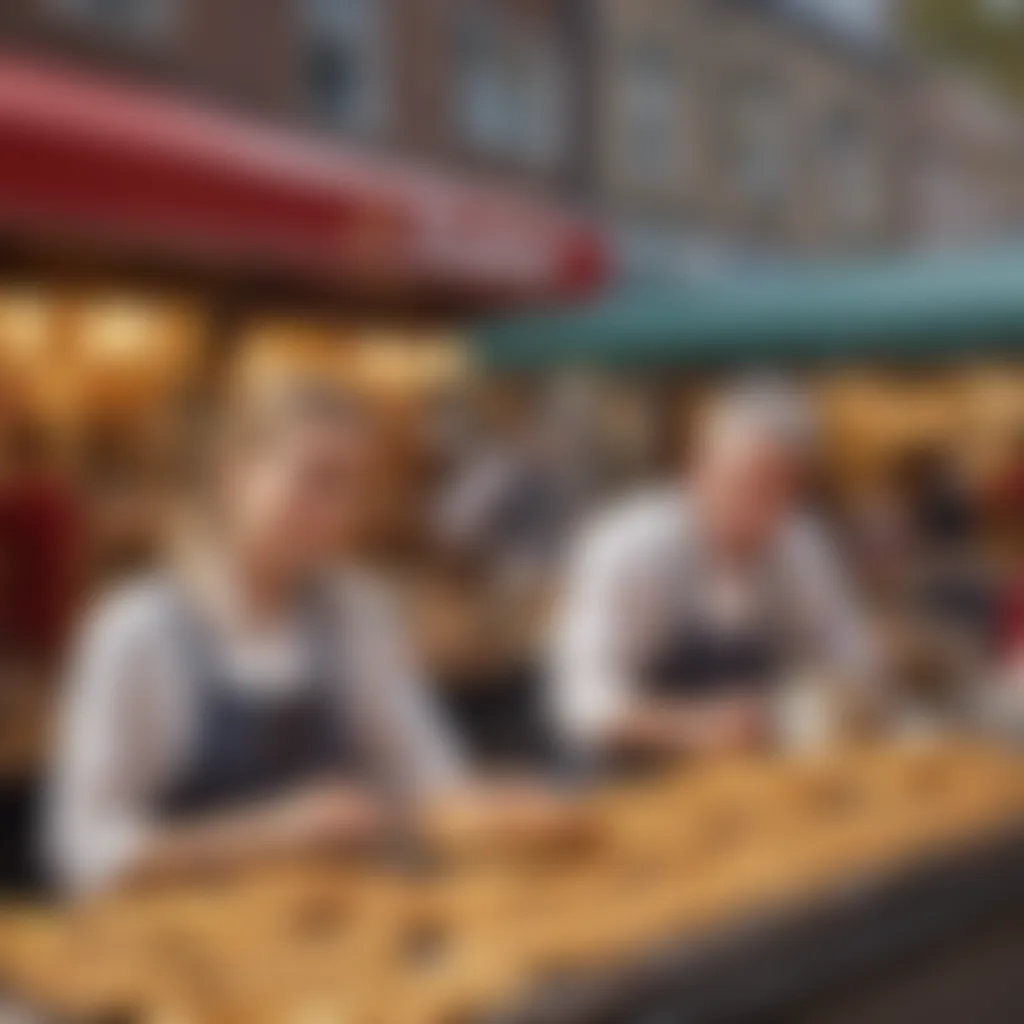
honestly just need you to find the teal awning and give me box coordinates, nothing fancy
[474,247,1024,369]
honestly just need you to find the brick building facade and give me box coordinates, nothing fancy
[909,70,1024,249]
[0,0,1020,278]
[596,0,913,264]
[0,0,588,197]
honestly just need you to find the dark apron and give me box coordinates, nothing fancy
[575,547,800,783]
[642,547,792,700]
[159,586,355,821]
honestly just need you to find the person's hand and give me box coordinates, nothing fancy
[276,785,385,852]
[680,697,769,754]
[125,785,388,888]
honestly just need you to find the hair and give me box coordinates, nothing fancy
[701,377,818,461]
[215,379,368,463]
[175,377,371,542]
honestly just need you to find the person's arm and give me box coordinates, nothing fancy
[46,590,180,894]
[549,514,644,756]
[115,785,383,887]
[340,576,467,800]
[598,700,767,758]
[550,511,724,759]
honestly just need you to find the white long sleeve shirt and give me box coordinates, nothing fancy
[46,573,464,894]
[551,491,878,750]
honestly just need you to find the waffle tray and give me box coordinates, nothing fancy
[490,826,1024,1024]
[6,745,1024,1024]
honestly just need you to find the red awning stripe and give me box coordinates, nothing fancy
[0,56,609,302]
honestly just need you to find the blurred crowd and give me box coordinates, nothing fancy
[425,375,1024,752]
[4,367,1024,896]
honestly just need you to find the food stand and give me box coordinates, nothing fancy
[0,53,609,892]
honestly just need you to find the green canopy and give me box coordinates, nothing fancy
[474,246,1024,369]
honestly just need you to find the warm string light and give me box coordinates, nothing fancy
[0,289,203,425]
[237,319,468,397]
[0,290,53,364]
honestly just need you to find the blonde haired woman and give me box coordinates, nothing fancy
[47,382,465,893]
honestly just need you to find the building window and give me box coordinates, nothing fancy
[618,40,684,190]
[724,73,791,208]
[455,6,516,154]
[821,107,883,236]
[304,0,387,133]
[515,41,567,166]
[453,4,567,167]
[50,0,175,39]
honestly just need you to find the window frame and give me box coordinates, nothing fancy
[302,0,390,135]
[615,38,686,192]
[451,3,569,168]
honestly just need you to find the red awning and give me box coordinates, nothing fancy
[0,56,609,304]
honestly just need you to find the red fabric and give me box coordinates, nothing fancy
[0,56,609,303]
[0,473,82,659]
[988,463,1024,525]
